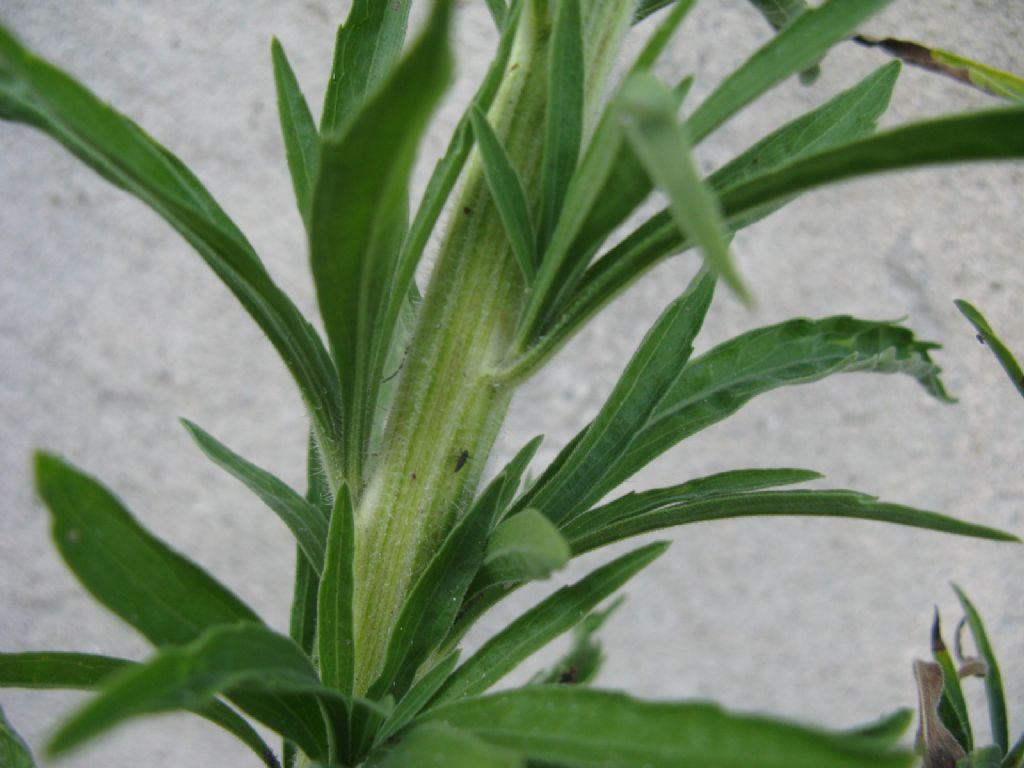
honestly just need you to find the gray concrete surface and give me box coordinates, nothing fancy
[1,1,1022,766]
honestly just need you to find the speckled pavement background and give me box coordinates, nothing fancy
[1,2,1022,766]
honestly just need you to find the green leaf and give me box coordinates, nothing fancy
[563,468,823,544]
[633,0,675,23]
[484,0,508,31]
[720,108,1024,224]
[375,652,460,746]
[35,453,260,646]
[854,36,1024,103]
[955,300,1024,401]
[1004,735,1024,768]
[846,709,915,750]
[426,687,914,768]
[600,316,955,500]
[510,61,900,379]
[621,73,746,301]
[271,38,318,221]
[515,269,715,526]
[318,484,357,696]
[469,105,537,283]
[320,0,413,133]
[0,25,345,477]
[962,747,1006,768]
[182,419,327,575]
[688,0,893,142]
[536,0,584,253]
[432,542,667,706]
[46,624,335,761]
[309,0,453,485]
[932,610,973,752]
[481,508,570,584]
[369,474,494,699]
[569,489,1017,556]
[0,705,35,768]
[0,652,279,767]
[366,722,524,768]
[953,586,1009,754]
[746,0,820,84]
[630,0,695,73]
[530,597,623,686]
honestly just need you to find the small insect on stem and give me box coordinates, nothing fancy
[976,333,986,345]
[454,449,469,473]
[558,666,579,684]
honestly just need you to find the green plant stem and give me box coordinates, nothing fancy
[349,3,547,695]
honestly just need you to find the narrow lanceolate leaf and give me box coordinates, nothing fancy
[954,586,1009,754]
[484,0,508,31]
[688,0,893,142]
[0,705,35,768]
[369,480,494,699]
[531,597,623,686]
[469,106,537,282]
[0,26,345,477]
[633,0,674,23]
[427,687,914,768]
[516,269,715,526]
[630,0,695,73]
[601,316,955,500]
[846,709,915,750]
[271,39,319,220]
[375,652,460,745]
[182,419,327,575]
[0,652,280,768]
[35,453,260,645]
[319,484,357,696]
[621,73,746,301]
[721,108,1024,224]
[1004,735,1024,768]
[310,0,452,486]
[366,722,524,768]
[931,610,973,752]
[955,300,1024,400]
[47,624,334,762]
[481,509,570,584]
[320,0,413,133]
[568,489,1017,555]
[432,542,667,706]
[747,0,820,84]
[511,62,900,378]
[855,37,1024,103]
[536,0,584,253]
[563,468,823,544]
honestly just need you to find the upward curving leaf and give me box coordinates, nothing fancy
[271,38,318,221]
[427,687,914,768]
[318,484,357,697]
[309,0,453,487]
[0,25,345,481]
[955,299,1024,401]
[954,587,1010,755]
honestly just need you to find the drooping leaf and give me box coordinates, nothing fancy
[481,508,570,584]
[514,269,715,525]
[368,475,494,699]
[318,484,357,696]
[375,652,460,746]
[271,38,319,221]
[426,687,914,768]
[0,652,279,767]
[508,61,900,378]
[931,610,973,752]
[366,722,524,768]
[954,586,1009,754]
[0,705,34,768]
[854,36,1024,103]
[530,596,623,686]
[568,489,1017,556]
[621,73,745,300]
[309,0,453,485]
[688,0,893,142]
[46,624,337,762]
[432,542,667,706]
[182,419,327,575]
[469,105,537,283]
[536,0,584,253]
[598,316,955,501]
[563,468,822,542]
[955,300,1024,401]
[0,25,345,476]
[320,0,413,133]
